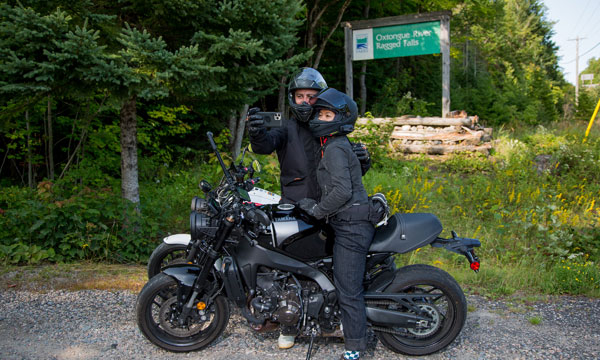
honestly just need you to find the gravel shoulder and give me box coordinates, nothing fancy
[0,289,599,360]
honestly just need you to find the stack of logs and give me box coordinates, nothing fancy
[356,111,493,155]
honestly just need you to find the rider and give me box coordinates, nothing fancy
[297,88,374,360]
[247,67,371,205]
[247,68,371,349]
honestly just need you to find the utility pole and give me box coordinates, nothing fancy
[569,36,586,106]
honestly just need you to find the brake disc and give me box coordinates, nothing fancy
[159,297,206,337]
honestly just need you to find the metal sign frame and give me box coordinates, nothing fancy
[343,11,451,117]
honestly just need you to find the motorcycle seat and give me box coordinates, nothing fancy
[369,213,443,254]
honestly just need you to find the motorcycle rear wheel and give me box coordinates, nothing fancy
[375,264,467,356]
[147,243,188,279]
[136,273,230,352]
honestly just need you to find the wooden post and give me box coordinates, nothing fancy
[344,23,353,98]
[440,15,450,118]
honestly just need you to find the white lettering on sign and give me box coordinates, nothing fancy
[413,30,432,37]
[376,33,411,41]
[403,39,419,47]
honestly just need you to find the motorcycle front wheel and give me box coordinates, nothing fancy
[374,264,467,356]
[147,243,188,279]
[136,273,230,352]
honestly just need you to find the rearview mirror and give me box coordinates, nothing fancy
[252,160,261,173]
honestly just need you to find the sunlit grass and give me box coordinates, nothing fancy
[367,121,600,297]
[0,262,145,292]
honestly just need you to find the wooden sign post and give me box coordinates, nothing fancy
[343,11,452,117]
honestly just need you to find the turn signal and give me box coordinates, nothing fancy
[196,301,206,310]
[470,262,480,272]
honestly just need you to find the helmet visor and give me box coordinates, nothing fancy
[309,88,350,113]
[289,68,327,92]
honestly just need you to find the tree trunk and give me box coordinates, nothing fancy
[229,105,250,160]
[306,0,333,65]
[356,116,478,127]
[236,105,249,158]
[0,140,9,177]
[59,97,107,180]
[306,0,323,49]
[47,96,54,180]
[313,0,352,69]
[278,48,295,112]
[278,76,288,113]
[359,62,367,115]
[228,111,237,154]
[43,104,49,178]
[359,0,370,115]
[120,95,140,206]
[26,108,33,188]
[393,143,492,155]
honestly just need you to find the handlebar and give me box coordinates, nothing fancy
[207,131,235,186]
[204,132,269,223]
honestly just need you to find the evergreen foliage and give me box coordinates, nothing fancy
[0,0,592,280]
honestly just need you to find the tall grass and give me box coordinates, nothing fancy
[361,120,600,297]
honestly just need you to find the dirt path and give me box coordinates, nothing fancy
[0,289,598,360]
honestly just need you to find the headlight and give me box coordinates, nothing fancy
[190,212,217,239]
[191,196,208,213]
[191,196,219,216]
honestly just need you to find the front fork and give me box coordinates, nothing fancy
[177,214,236,324]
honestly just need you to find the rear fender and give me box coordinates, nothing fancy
[431,231,481,271]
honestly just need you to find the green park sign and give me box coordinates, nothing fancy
[343,11,451,116]
[353,21,441,60]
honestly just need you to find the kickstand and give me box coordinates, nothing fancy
[305,329,317,360]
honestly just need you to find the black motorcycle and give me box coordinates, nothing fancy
[136,131,481,358]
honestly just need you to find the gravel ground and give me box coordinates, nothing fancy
[0,290,599,360]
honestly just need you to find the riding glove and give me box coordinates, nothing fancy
[246,107,265,136]
[352,142,371,176]
[297,198,318,217]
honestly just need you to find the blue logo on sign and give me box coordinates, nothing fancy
[356,36,368,52]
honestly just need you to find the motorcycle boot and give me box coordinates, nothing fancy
[277,334,296,349]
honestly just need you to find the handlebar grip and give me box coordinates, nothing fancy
[207,131,216,149]
[244,177,260,191]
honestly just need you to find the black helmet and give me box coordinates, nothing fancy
[288,67,327,122]
[308,88,358,137]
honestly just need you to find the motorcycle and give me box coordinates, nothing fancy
[146,148,280,278]
[136,131,481,358]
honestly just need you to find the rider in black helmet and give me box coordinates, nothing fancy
[298,88,374,360]
[288,67,327,123]
[246,68,371,350]
[247,67,371,205]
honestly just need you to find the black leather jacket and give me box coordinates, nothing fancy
[249,117,321,204]
[312,135,369,219]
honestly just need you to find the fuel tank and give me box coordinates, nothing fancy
[258,204,333,261]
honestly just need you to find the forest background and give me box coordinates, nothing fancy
[1,0,599,297]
